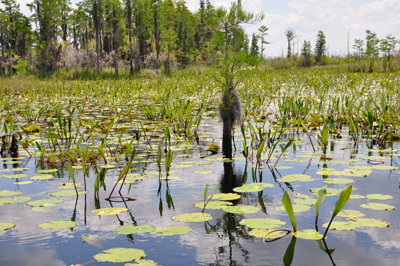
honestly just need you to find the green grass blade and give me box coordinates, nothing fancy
[282,191,297,232]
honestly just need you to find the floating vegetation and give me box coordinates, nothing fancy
[172,213,213,222]
[111,224,156,235]
[27,199,63,207]
[152,226,192,236]
[233,183,274,193]
[92,207,128,215]
[360,203,395,210]
[38,221,76,229]
[94,248,146,263]
[0,222,15,231]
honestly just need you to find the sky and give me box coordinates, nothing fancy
[14,0,400,58]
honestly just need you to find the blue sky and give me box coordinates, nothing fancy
[15,0,400,58]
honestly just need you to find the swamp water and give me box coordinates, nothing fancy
[1,117,400,266]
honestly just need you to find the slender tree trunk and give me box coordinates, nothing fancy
[154,7,160,68]
[127,0,133,74]
[113,9,118,78]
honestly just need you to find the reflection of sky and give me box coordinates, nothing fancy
[2,128,400,265]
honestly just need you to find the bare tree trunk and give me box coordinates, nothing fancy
[127,0,133,74]
[113,9,118,78]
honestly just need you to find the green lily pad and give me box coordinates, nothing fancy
[0,190,22,197]
[51,190,87,197]
[209,193,241,201]
[99,164,116,169]
[277,174,314,182]
[94,248,146,263]
[366,194,393,200]
[193,170,214,174]
[323,178,354,184]
[38,220,76,229]
[249,229,287,239]
[194,201,232,209]
[38,169,58,173]
[58,182,83,189]
[0,167,29,172]
[126,259,160,266]
[275,166,292,169]
[239,218,286,229]
[1,174,28,179]
[27,199,64,207]
[14,181,32,185]
[322,221,358,230]
[293,198,316,205]
[293,229,323,240]
[275,204,310,213]
[353,218,389,228]
[336,210,365,218]
[343,169,371,177]
[0,196,31,206]
[350,194,365,199]
[31,206,59,212]
[159,175,180,180]
[30,174,54,180]
[172,213,213,222]
[310,187,341,196]
[92,207,128,215]
[360,203,395,210]
[72,165,84,169]
[316,169,343,176]
[112,224,156,235]
[0,222,15,231]
[371,165,399,170]
[174,164,192,168]
[233,183,274,193]
[153,226,192,236]
[223,205,260,214]
[349,166,373,170]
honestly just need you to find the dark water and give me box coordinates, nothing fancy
[1,129,400,266]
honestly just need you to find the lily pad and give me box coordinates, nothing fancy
[51,190,87,197]
[99,164,116,169]
[38,220,76,229]
[322,221,358,230]
[293,198,316,205]
[0,190,22,197]
[194,201,232,209]
[316,169,343,176]
[292,193,313,199]
[0,222,15,231]
[366,194,393,200]
[371,165,399,170]
[293,229,323,240]
[277,174,314,182]
[275,166,292,169]
[112,224,156,235]
[342,169,371,177]
[353,218,389,228]
[126,259,160,266]
[275,204,311,213]
[153,226,192,236]
[27,199,64,207]
[58,182,83,189]
[361,156,391,160]
[174,164,192,168]
[239,218,286,229]
[172,212,213,222]
[94,248,146,263]
[350,194,365,199]
[2,174,28,179]
[38,169,58,173]
[310,187,341,196]
[92,207,128,215]
[193,170,214,174]
[223,205,260,214]
[233,183,274,193]
[249,229,287,239]
[336,210,365,218]
[209,193,241,201]
[30,174,54,180]
[360,203,395,210]
[323,178,354,184]
[14,181,32,185]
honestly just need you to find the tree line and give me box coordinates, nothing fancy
[0,0,398,75]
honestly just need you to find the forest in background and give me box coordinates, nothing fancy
[0,0,399,78]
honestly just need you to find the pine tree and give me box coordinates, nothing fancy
[314,30,326,64]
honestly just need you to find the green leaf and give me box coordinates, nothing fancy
[194,170,214,174]
[172,213,213,222]
[152,226,192,236]
[282,192,297,232]
[249,229,287,239]
[332,185,353,218]
[92,207,128,215]
[194,201,232,209]
[223,205,260,214]
[94,248,145,263]
[233,183,274,193]
[0,222,15,231]
[335,210,365,218]
[27,199,63,207]
[204,184,209,203]
[360,203,395,210]
[293,229,323,240]
[366,194,393,200]
[30,174,54,180]
[276,204,310,213]
[111,224,156,235]
[209,193,241,201]
[239,218,286,229]
[38,220,76,229]
[315,186,327,217]
[0,190,22,197]
[2,174,28,179]
[283,237,296,266]
[277,174,314,182]
[126,259,160,266]
[67,160,76,184]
